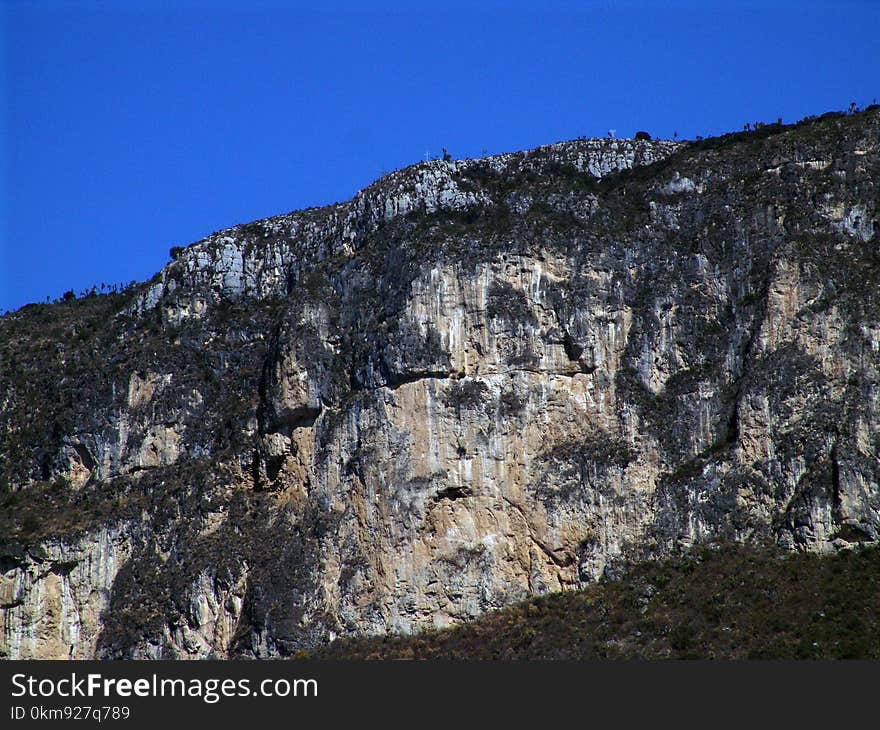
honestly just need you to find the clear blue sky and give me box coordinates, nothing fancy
[1,0,878,313]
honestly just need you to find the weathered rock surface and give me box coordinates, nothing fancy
[1,111,879,658]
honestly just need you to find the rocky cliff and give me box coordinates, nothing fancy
[1,110,879,658]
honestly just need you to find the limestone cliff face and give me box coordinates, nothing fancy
[2,112,879,658]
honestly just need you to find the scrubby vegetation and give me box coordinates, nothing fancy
[318,543,880,659]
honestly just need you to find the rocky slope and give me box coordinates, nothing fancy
[318,542,880,660]
[1,110,879,658]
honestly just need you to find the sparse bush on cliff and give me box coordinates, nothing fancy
[442,379,489,412]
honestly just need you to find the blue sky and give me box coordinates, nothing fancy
[1,0,878,313]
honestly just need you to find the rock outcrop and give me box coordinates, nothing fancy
[1,111,879,658]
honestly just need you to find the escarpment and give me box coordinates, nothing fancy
[2,110,879,658]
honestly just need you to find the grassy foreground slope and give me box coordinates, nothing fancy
[318,544,880,659]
